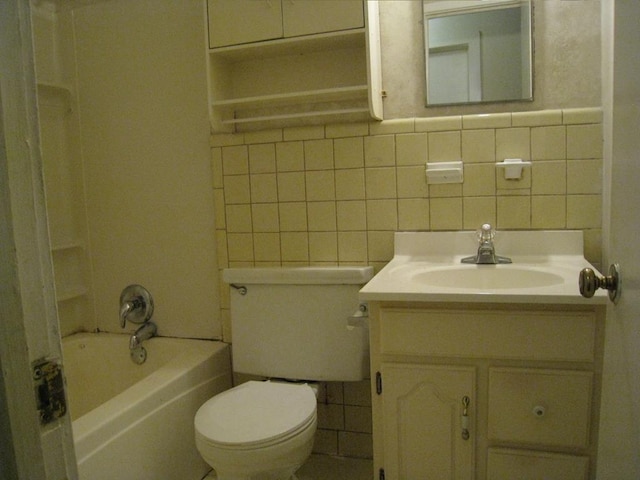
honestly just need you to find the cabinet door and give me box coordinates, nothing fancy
[382,364,475,480]
[282,0,364,38]
[208,0,283,48]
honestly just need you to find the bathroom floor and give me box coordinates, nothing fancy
[201,454,373,480]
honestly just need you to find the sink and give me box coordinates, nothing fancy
[359,230,608,304]
[399,265,565,290]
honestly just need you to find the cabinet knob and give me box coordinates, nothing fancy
[532,405,546,418]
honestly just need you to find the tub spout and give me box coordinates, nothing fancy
[129,322,157,350]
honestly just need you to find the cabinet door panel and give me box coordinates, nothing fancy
[208,0,282,48]
[488,368,593,448]
[283,0,364,37]
[382,363,475,480]
[487,448,589,480]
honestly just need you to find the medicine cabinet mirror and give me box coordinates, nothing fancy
[423,0,533,106]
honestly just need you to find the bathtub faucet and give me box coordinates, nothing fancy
[129,321,157,351]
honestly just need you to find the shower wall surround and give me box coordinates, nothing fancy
[213,107,603,458]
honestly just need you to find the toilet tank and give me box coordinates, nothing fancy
[223,267,373,381]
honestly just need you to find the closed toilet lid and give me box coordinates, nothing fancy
[195,381,316,447]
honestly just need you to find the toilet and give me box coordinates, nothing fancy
[194,266,373,480]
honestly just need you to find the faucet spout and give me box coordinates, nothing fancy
[129,321,157,350]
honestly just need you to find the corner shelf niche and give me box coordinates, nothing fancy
[206,1,383,131]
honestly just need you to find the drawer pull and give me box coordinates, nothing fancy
[532,405,546,418]
[461,395,470,440]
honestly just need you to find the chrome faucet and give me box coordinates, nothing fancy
[129,321,157,350]
[461,224,512,264]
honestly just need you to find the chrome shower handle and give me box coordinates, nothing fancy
[119,285,154,328]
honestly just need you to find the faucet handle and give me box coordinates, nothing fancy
[478,223,495,242]
[119,285,154,328]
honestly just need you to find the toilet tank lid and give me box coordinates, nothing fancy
[223,266,373,285]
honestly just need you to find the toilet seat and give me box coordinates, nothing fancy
[195,381,316,449]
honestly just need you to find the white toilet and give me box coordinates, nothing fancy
[194,266,373,480]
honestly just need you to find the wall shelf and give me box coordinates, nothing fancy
[210,28,366,61]
[222,107,371,126]
[212,85,369,110]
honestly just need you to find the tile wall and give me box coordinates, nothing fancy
[211,107,603,458]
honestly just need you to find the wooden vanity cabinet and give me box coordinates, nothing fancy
[204,0,382,131]
[369,302,605,480]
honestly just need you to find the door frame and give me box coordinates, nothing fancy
[0,0,78,478]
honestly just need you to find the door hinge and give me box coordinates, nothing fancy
[33,359,67,425]
[379,468,385,480]
[376,371,382,395]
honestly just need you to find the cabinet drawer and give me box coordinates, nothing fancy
[487,448,589,480]
[488,368,592,449]
[379,308,596,361]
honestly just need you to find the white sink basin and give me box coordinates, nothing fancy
[359,231,608,304]
[391,264,565,290]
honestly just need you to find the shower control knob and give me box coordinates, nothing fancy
[579,264,620,303]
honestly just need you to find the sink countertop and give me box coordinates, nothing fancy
[359,231,608,305]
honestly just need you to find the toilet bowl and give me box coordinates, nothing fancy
[194,380,317,480]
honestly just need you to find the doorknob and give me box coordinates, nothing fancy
[579,263,621,303]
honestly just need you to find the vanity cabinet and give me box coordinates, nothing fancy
[369,302,605,480]
[204,0,383,131]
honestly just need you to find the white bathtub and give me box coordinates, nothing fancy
[62,332,231,480]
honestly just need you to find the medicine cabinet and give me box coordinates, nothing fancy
[205,0,383,131]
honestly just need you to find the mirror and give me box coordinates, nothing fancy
[423,0,533,106]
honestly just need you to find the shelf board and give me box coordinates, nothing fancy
[209,28,365,62]
[213,85,369,110]
[222,107,370,125]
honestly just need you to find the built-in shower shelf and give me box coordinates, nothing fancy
[56,285,88,302]
[51,241,85,253]
[37,81,73,96]
[37,82,74,112]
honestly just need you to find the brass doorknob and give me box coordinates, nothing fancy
[579,264,620,303]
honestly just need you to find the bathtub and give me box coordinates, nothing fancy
[62,332,231,480]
